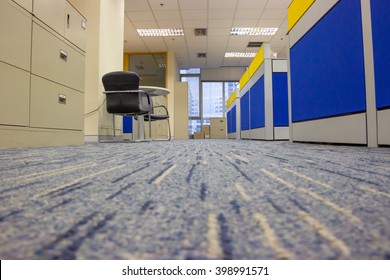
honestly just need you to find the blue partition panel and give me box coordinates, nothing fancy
[123,116,132,133]
[250,76,265,129]
[227,110,232,133]
[290,0,366,122]
[227,106,237,134]
[240,92,250,131]
[272,73,289,126]
[231,106,237,133]
[371,0,390,109]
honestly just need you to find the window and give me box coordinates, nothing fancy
[181,68,238,137]
[202,82,223,118]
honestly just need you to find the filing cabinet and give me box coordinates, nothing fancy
[0,62,30,126]
[31,22,85,92]
[13,0,32,12]
[0,0,86,148]
[210,118,227,139]
[33,0,66,35]
[30,75,83,130]
[0,0,32,71]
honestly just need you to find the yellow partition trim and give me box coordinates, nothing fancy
[288,0,316,31]
[240,69,250,89]
[249,45,264,78]
[226,90,237,109]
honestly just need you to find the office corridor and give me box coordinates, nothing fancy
[0,140,389,259]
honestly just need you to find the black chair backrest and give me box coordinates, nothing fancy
[102,71,140,91]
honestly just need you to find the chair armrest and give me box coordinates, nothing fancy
[153,105,169,115]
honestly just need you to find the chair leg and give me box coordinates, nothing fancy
[148,113,152,140]
[167,118,171,141]
[112,114,116,139]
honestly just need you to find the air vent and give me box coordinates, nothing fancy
[135,65,144,70]
[247,42,263,48]
[194,28,207,36]
[197,53,207,58]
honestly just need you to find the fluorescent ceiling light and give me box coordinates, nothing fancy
[137,28,184,37]
[225,52,257,58]
[231,27,278,36]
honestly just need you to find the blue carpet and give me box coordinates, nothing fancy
[0,140,389,259]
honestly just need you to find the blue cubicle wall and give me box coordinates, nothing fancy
[227,106,237,134]
[272,73,289,127]
[290,0,366,122]
[123,116,132,133]
[240,91,250,131]
[371,0,390,110]
[250,76,265,129]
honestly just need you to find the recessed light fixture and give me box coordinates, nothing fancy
[230,27,278,36]
[225,52,257,58]
[137,28,184,37]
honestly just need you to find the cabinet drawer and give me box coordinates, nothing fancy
[31,23,85,92]
[33,0,65,35]
[210,118,226,129]
[0,0,32,71]
[30,75,83,130]
[0,62,30,126]
[13,0,32,12]
[65,1,86,51]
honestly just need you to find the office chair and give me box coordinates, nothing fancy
[102,71,151,141]
[136,97,171,141]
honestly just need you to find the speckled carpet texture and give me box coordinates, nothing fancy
[0,140,389,260]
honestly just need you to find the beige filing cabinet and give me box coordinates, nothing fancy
[210,118,227,139]
[0,0,86,148]
[174,82,189,139]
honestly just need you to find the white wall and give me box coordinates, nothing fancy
[69,0,125,140]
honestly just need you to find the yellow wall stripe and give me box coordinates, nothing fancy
[249,45,264,78]
[226,90,237,108]
[288,0,316,31]
[239,68,250,89]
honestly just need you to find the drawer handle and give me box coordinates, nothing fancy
[58,94,66,105]
[60,49,68,61]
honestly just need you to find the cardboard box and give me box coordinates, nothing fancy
[194,132,205,139]
[202,125,210,138]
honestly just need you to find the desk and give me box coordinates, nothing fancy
[136,86,170,141]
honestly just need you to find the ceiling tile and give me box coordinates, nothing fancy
[257,19,284,28]
[179,0,208,10]
[237,0,267,10]
[126,11,155,21]
[234,9,263,20]
[164,36,187,49]
[209,10,235,20]
[266,0,291,9]
[156,20,183,28]
[261,9,287,20]
[131,21,159,29]
[232,19,259,27]
[209,0,238,10]
[153,10,181,20]
[207,29,230,36]
[123,0,292,68]
[208,19,233,28]
[125,0,151,11]
[183,19,208,29]
[148,0,179,10]
[181,10,207,20]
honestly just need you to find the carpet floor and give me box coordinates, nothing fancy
[0,140,389,260]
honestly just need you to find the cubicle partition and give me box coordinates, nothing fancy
[237,44,289,141]
[371,0,390,145]
[226,90,239,139]
[288,0,389,146]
